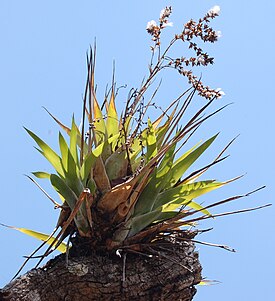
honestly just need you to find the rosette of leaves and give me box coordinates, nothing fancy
[14,50,234,265]
[4,7,256,276]
[0,9,269,298]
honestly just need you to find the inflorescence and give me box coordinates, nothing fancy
[146,6,225,100]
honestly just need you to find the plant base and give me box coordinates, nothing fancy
[1,239,201,301]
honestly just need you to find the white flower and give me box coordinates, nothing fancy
[216,30,222,38]
[216,88,225,98]
[208,5,221,16]
[162,22,173,28]
[160,8,166,19]
[197,55,205,64]
[159,7,172,19]
[146,20,157,31]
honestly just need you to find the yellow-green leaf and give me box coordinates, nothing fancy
[32,171,51,179]
[69,117,80,168]
[106,89,119,139]
[80,133,120,183]
[154,180,223,214]
[133,143,176,216]
[164,134,219,189]
[146,119,157,162]
[25,128,65,178]
[59,132,69,172]
[93,96,106,145]
[0,223,67,253]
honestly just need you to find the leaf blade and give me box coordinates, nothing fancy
[25,128,65,178]
[0,224,67,253]
[164,134,219,189]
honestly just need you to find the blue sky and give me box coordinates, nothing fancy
[0,1,274,300]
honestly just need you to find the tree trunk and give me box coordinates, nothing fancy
[0,240,201,301]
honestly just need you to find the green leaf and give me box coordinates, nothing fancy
[86,178,97,194]
[69,117,80,168]
[172,142,200,167]
[163,199,210,215]
[156,143,177,178]
[146,119,157,162]
[154,105,179,149]
[164,134,219,189]
[127,209,162,237]
[105,150,128,181]
[129,120,161,161]
[93,96,106,145]
[80,151,96,184]
[59,132,69,172]
[79,133,119,183]
[154,180,224,214]
[155,117,172,148]
[25,128,65,178]
[129,135,144,160]
[133,143,176,216]
[0,223,67,253]
[50,174,78,210]
[106,89,119,140]
[57,122,83,195]
[155,211,179,222]
[131,130,204,218]
[50,175,89,234]
[32,171,51,179]
[65,150,83,196]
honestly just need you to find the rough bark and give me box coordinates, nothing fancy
[0,240,201,301]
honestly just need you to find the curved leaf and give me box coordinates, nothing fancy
[106,89,119,139]
[127,209,162,237]
[50,174,78,210]
[154,180,223,214]
[50,174,89,234]
[0,223,67,253]
[32,171,51,179]
[163,134,219,189]
[25,128,65,178]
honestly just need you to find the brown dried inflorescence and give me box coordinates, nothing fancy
[146,6,224,100]
[146,6,173,45]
